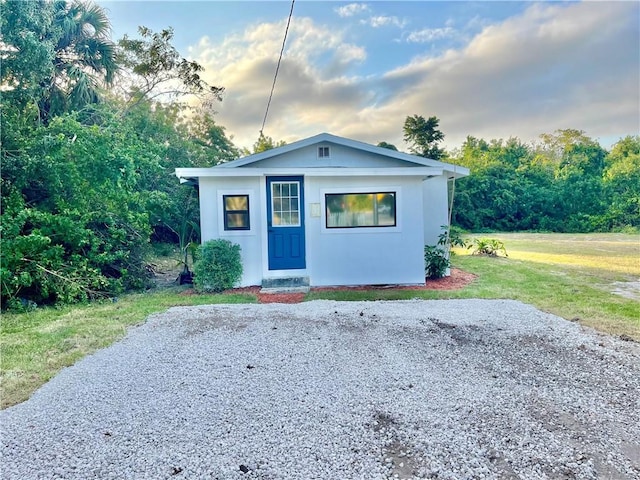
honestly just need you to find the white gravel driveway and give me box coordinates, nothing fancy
[2,299,639,480]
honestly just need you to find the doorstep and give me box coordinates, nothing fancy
[261,276,310,289]
[260,286,310,294]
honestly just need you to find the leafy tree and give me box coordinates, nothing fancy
[117,26,223,107]
[449,130,626,233]
[534,130,607,231]
[377,141,398,151]
[123,100,236,245]
[113,25,232,247]
[452,137,540,231]
[2,0,117,123]
[252,132,286,153]
[1,5,239,308]
[0,0,55,111]
[602,136,640,229]
[188,111,239,164]
[403,114,446,160]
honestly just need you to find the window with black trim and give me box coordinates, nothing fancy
[318,146,330,158]
[223,195,250,230]
[325,192,396,228]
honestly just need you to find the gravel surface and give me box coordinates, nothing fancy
[2,299,639,480]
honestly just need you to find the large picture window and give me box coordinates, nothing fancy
[223,194,250,230]
[325,192,396,228]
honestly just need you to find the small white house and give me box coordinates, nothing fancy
[175,133,469,288]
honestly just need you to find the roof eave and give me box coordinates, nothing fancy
[175,166,445,183]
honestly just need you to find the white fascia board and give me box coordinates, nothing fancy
[175,167,443,180]
[444,165,470,179]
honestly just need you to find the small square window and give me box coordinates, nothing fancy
[318,146,330,158]
[223,195,250,230]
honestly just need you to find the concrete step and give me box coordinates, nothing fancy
[261,276,310,289]
[260,286,310,294]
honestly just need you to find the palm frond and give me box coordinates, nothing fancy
[77,1,111,37]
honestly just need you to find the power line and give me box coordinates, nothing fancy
[260,0,295,137]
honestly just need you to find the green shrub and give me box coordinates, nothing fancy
[193,239,242,292]
[437,224,468,251]
[424,225,466,279]
[469,238,508,257]
[424,245,449,279]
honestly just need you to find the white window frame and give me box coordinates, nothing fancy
[270,181,301,228]
[222,194,250,231]
[317,146,330,159]
[217,189,256,236]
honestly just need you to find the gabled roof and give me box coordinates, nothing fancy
[216,132,468,176]
[175,133,469,183]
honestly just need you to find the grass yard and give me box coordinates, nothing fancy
[1,233,638,409]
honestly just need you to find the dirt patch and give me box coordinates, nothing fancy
[148,256,183,289]
[610,279,640,301]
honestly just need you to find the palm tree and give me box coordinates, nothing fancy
[39,0,117,121]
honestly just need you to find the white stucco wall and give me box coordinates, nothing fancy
[198,174,427,287]
[305,175,425,286]
[422,176,450,247]
[198,176,264,286]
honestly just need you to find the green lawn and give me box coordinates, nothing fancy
[1,233,638,409]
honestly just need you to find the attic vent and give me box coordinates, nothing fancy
[318,146,330,158]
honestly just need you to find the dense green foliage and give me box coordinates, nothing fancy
[1,0,237,309]
[451,131,639,232]
[193,240,243,293]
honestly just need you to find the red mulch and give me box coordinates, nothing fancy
[425,268,478,290]
[311,268,477,293]
[185,268,478,304]
[257,292,307,304]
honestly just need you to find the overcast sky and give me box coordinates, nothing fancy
[99,1,640,152]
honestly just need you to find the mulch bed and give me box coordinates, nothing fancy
[182,268,477,303]
[178,268,477,304]
[312,268,477,293]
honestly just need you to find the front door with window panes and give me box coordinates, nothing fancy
[266,176,306,270]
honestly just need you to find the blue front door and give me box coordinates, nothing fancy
[266,176,306,270]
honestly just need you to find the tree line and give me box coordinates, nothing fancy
[1,1,638,309]
[1,0,238,308]
[400,116,639,233]
[451,131,639,233]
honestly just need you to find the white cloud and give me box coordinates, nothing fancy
[188,17,370,148]
[371,2,639,149]
[189,2,639,153]
[363,15,406,29]
[334,3,369,18]
[406,27,456,43]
